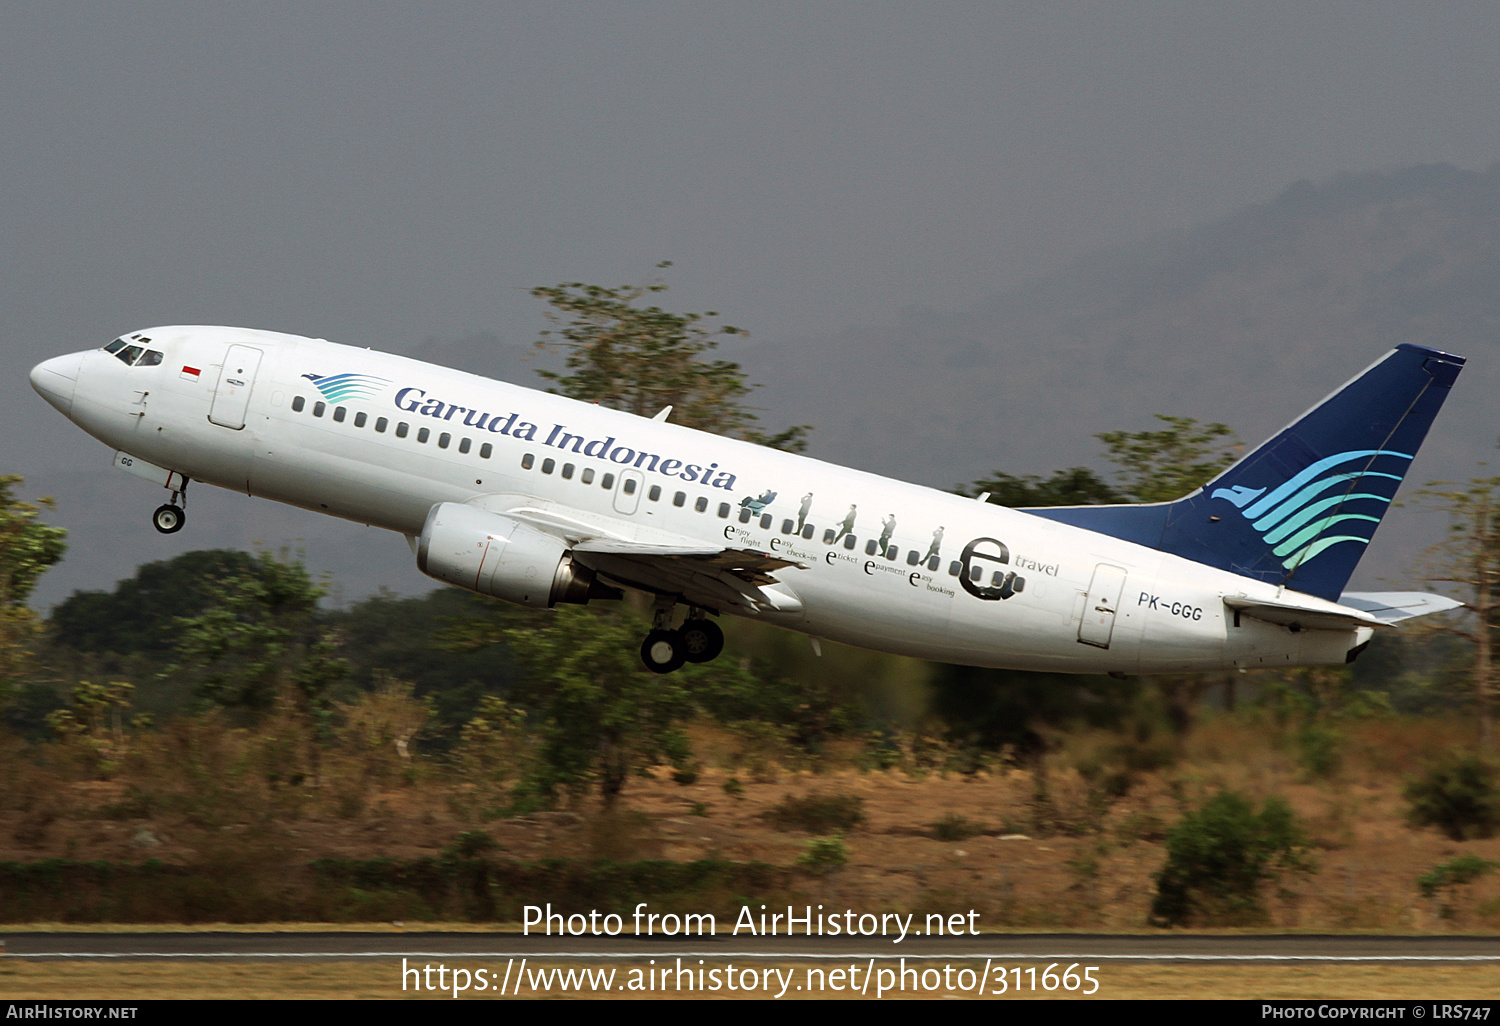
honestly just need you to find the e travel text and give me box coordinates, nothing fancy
[522,903,981,943]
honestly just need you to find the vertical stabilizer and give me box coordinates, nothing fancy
[1025,344,1465,601]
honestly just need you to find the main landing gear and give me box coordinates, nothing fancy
[639,600,725,674]
[151,478,189,535]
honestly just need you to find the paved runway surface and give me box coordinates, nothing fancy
[4,933,1499,961]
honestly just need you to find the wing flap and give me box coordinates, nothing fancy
[570,539,807,613]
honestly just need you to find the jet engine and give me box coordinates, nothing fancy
[416,502,615,608]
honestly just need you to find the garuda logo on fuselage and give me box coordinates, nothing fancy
[1210,448,1412,570]
[303,372,391,404]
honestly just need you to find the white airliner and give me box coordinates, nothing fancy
[30,327,1465,675]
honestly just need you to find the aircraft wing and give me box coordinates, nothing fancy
[570,539,808,613]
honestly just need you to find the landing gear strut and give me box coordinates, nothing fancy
[638,602,725,674]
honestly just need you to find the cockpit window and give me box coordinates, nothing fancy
[104,339,126,354]
[116,345,143,365]
[137,350,163,367]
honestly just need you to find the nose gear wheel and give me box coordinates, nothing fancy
[152,504,185,534]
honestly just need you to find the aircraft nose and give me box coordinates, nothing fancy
[30,353,83,416]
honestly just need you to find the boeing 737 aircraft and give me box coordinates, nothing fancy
[30,327,1465,675]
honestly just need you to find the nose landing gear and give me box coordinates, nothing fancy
[151,477,189,535]
[638,601,726,674]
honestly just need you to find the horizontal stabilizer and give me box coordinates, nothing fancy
[1223,595,1383,632]
[1337,591,1464,624]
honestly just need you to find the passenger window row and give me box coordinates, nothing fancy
[519,452,738,514]
[288,395,495,459]
[520,452,620,492]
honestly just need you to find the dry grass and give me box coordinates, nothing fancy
[3,712,1500,931]
[1,959,1498,999]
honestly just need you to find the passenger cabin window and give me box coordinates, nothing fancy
[313,402,326,418]
[738,508,752,524]
[648,485,661,501]
[760,514,772,529]
[437,432,450,448]
[396,422,409,438]
[843,534,857,550]
[374,416,387,432]
[521,453,534,469]
[866,540,879,556]
[623,478,636,494]
[718,503,731,518]
[948,561,962,577]
[581,468,594,484]
[906,550,920,566]
[695,497,708,513]
[673,491,686,507]
[416,427,430,443]
[479,442,492,458]
[602,473,615,489]
[823,529,836,544]
[781,519,794,534]
[541,458,555,474]
[333,406,347,423]
[562,463,574,479]
[458,437,471,454]
[802,524,815,540]
[291,396,306,412]
[354,412,367,428]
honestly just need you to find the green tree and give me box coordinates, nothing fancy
[168,551,348,729]
[532,262,810,451]
[45,679,136,778]
[1151,791,1314,926]
[49,550,259,655]
[1415,474,1500,750]
[1096,415,1241,502]
[323,587,524,748]
[1404,752,1500,841]
[447,605,695,805]
[0,475,67,704]
[956,467,1124,508]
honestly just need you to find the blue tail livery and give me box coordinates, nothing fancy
[1024,344,1465,602]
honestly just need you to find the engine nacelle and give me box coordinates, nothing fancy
[416,503,608,608]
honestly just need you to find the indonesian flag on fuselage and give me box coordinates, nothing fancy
[180,365,201,381]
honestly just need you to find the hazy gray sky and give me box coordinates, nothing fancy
[6,2,1500,602]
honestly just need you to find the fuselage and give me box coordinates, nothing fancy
[30,325,1371,674]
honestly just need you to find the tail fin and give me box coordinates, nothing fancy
[1025,344,1465,601]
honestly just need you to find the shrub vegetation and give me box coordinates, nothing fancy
[1151,790,1314,926]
